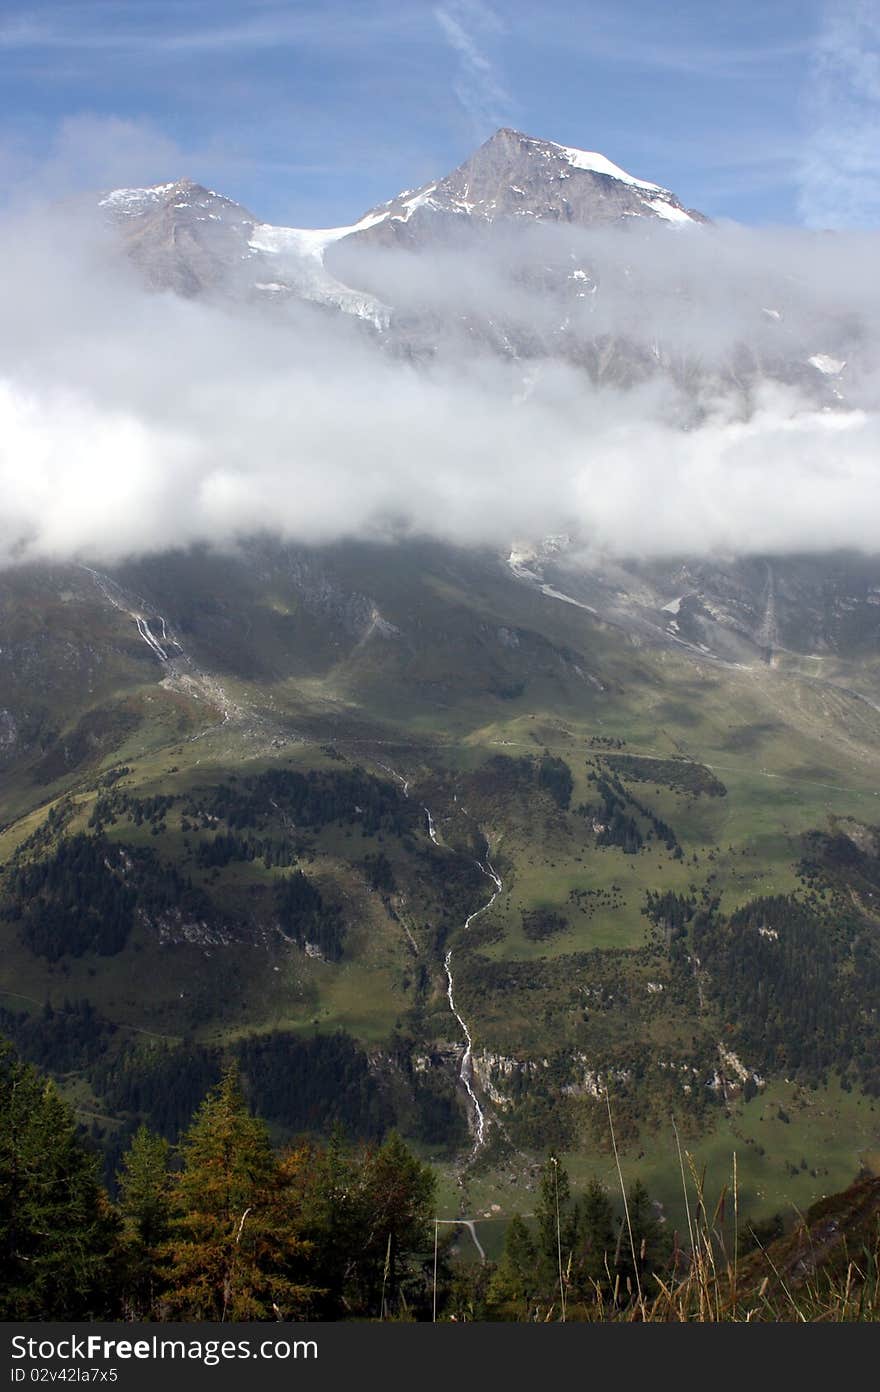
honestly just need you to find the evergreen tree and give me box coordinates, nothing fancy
[444,1253,493,1322]
[293,1130,364,1318]
[117,1125,172,1318]
[535,1154,573,1302]
[163,1065,311,1320]
[0,1041,116,1318]
[538,753,574,809]
[359,1131,435,1318]
[579,1177,616,1291]
[487,1212,538,1319]
[621,1178,664,1290]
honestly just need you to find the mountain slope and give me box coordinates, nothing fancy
[1,131,877,1229]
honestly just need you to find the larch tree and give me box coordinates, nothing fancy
[163,1064,312,1320]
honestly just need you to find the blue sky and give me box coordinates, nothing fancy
[0,0,878,228]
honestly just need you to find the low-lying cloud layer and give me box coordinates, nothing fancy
[1,199,879,568]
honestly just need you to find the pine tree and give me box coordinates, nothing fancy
[0,1041,116,1318]
[359,1131,435,1318]
[293,1129,363,1318]
[621,1178,664,1289]
[535,1154,573,1303]
[163,1064,311,1320]
[580,1177,616,1290]
[117,1125,172,1318]
[487,1212,538,1319]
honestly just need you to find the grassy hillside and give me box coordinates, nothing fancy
[1,539,879,1225]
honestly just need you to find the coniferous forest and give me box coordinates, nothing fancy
[2,1036,878,1323]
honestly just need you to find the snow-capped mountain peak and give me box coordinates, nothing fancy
[342,127,705,249]
[549,140,662,189]
[98,130,704,304]
[98,177,248,221]
[99,176,390,323]
[92,131,852,425]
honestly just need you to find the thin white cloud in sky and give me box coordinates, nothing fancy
[799,0,880,228]
[434,0,513,132]
[0,2,860,227]
[0,3,416,54]
[10,116,185,205]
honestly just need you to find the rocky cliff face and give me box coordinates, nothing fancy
[98,131,854,405]
[346,127,704,252]
[98,128,705,328]
[100,179,260,297]
[101,130,703,297]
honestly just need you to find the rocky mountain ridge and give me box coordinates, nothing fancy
[100,128,704,302]
[99,129,856,404]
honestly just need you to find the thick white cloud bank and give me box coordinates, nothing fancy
[1,204,880,567]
